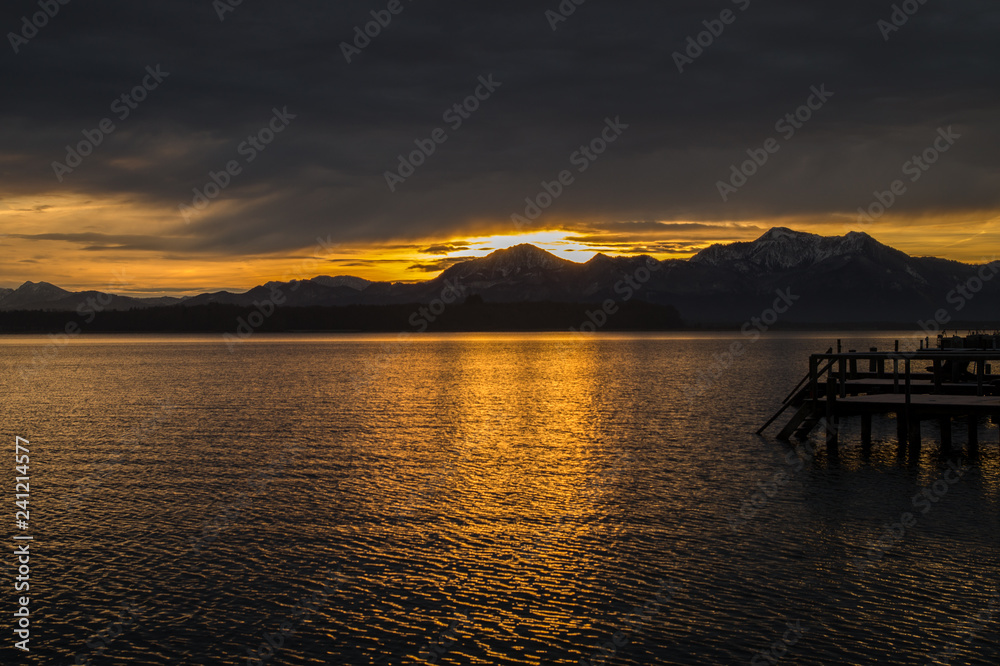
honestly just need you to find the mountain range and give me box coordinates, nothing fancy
[3,228,998,325]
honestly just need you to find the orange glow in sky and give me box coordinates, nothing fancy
[2,192,1000,296]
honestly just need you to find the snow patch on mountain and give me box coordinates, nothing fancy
[691,227,892,274]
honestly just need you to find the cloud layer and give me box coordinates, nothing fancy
[1,0,998,288]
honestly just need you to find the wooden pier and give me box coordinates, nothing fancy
[759,339,1000,458]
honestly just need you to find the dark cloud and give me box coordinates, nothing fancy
[421,242,474,255]
[407,256,477,272]
[2,0,998,254]
[11,232,193,252]
[323,258,410,267]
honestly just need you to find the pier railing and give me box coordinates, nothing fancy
[808,349,999,403]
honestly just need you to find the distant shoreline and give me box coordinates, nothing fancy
[0,300,997,336]
[0,300,682,335]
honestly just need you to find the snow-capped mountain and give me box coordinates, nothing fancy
[0,281,73,310]
[690,227,909,274]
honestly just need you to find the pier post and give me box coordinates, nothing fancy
[808,356,817,402]
[896,412,908,457]
[904,359,912,405]
[908,417,922,460]
[939,417,952,456]
[968,416,980,458]
[826,373,839,457]
[861,413,873,456]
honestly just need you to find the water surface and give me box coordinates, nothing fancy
[1,332,998,664]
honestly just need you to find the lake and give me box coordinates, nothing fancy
[1,332,998,664]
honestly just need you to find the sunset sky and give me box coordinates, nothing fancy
[2,0,998,296]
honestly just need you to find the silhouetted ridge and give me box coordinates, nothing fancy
[3,230,1000,324]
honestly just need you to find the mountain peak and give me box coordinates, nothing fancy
[15,281,70,296]
[485,243,560,260]
[757,226,816,242]
[0,280,74,311]
[309,275,371,291]
[479,244,572,269]
[586,252,614,265]
[438,243,574,285]
[842,230,878,246]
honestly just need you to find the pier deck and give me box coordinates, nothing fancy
[822,394,999,415]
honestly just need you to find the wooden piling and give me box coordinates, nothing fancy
[808,356,817,402]
[861,413,873,456]
[939,417,952,455]
[904,359,912,405]
[908,417,922,459]
[896,413,908,457]
[826,372,838,456]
